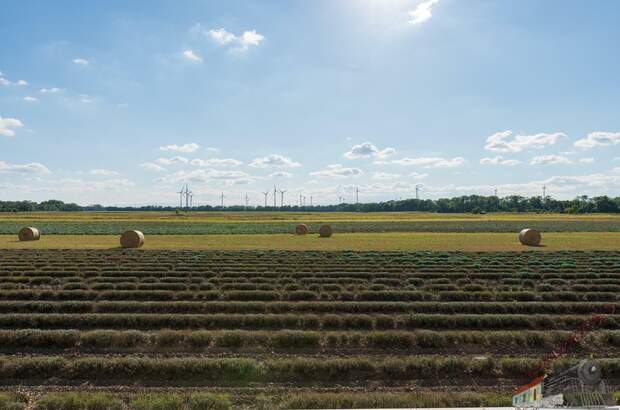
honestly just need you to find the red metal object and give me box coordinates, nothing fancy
[515,303,616,394]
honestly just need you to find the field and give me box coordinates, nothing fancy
[1,211,619,235]
[0,212,619,408]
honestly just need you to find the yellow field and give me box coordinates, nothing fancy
[1,211,618,224]
[1,232,618,251]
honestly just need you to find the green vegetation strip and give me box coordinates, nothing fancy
[1,219,620,235]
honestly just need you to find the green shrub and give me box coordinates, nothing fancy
[34,393,123,410]
[132,395,184,410]
[187,394,232,410]
[0,392,25,410]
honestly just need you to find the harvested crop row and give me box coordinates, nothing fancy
[0,289,618,302]
[0,329,618,352]
[0,300,616,315]
[0,355,619,385]
[0,313,617,331]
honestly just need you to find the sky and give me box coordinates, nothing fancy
[1,0,619,206]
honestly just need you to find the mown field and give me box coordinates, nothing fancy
[2,232,619,252]
[0,249,618,408]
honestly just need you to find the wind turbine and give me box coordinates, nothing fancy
[415,184,422,200]
[278,189,287,208]
[220,192,225,208]
[262,191,269,207]
[185,185,192,208]
[355,187,359,204]
[273,186,277,207]
[245,193,250,210]
[177,186,185,208]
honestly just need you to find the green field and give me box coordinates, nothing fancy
[1,211,619,235]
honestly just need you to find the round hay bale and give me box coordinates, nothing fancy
[18,227,40,242]
[295,224,309,235]
[519,228,541,246]
[120,230,145,249]
[319,224,333,238]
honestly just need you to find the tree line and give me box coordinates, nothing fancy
[1,195,619,213]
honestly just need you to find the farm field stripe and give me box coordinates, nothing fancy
[0,355,619,385]
[0,329,617,353]
[1,232,620,251]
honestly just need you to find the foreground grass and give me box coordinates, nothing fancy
[1,232,619,251]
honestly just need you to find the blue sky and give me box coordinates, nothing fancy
[1,0,619,206]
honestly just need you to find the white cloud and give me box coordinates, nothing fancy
[191,158,242,167]
[250,154,301,168]
[530,154,572,165]
[409,0,440,25]
[578,158,594,164]
[372,172,402,180]
[156,156,189,165]
[0,73,27,86]
[309,164,364,178]
[238,30,264,49]
[58,178,134,192]
[410,172,429,179]
[205,27,264,52]
[484,130,566,153]
[480,156,521,166]
[40,87,63,94]
[72,58,89,65]
[270,171,293,178]
[208,28,237,45]
[140,162,166,172]
[182,49,202,62]
[23,96,38,102]
[89,169,119,176]
[574,131,620,149]
[166,169,255,183]
[0,160,50,174]
[344,142,396,160]
[160,143,200,153]
[0,116,24,137]
[379,156,465,168]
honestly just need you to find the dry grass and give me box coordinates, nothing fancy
[1,232,618,251]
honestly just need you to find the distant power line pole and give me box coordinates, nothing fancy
[356,187,359,204]
[310,196,313,206]
[415,184,421,200]
[494,188,498,197]
[542,185,547,203]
